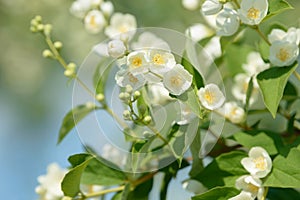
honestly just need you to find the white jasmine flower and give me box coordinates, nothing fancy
[185,23,214,42]
[102,144,126,166]
[35,163,67,200]
[216,8,240,36]
[100,1,114,17]
[269,40,299,66]
[144,72,162,83]
[107,39,126,58]
[127,51,149,75]
[131,32,170,51]
[232,74,258,104]
[91,0,103,7]
[84,10,106,34]
[182,0,199,10]
[235,175,264,199]
[92,43,109,57]
[70,0,93,18]
[105,13,137,41]
[201,0,223,16]
[242,52,270,77]
[198,83,225,110]
[223,101,245,124]
[163,64,193,96]
[228,191,254,200]
[115,66,146,90]
[238,0,268,25]
[149,50,176,74]
[269,27,300,45]
[241,146,272,178]
[148,83,173,105]
[203,36,222,59]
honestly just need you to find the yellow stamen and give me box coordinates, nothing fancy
[132,57,143,68]
[90,15,97,28]
[253,156,267,170]
[153,54,165,65]
[170,76,183,87]
[129,74,138,84]
[276,48,290,62]
[204,91,215,104]
[118,25,128,33]
[248,183,259,193]
[247,7,260,19]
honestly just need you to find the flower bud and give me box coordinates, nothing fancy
[125,84,133,93]
[42,49,53,58]
[96,93,105,102]
[44,24,52,35]
[133,91,141,99]
[30,26,38,33]
[35,15,42,22]
[30,19,38,26]
[67,62,76,70]
[64,69,74,77]
[101,1,114,17]
[143,115,152,124]
[182,0,199,10]
[201,0,222,16]
[108,39,127,58]
[37,24,44,31]
[119,92,125,100]
[54,41,63,49]
[86,102,96,109]
[123,110,131,120]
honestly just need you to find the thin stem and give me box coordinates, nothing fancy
[147,125,169,146]
[261,187,269,200]
[83,185,125,199]
[293,71,300,81]
[233,0,240,9]
[132,172,158,187]
[253,26,271,46]
[105,106,131,130]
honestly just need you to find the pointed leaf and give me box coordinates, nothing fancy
[192,187,239,200]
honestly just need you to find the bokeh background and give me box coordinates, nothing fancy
[0,0,299,199]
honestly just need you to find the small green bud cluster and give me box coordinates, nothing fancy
[64,62,77,78]
[96,93,105,102]
[30,15,52,36]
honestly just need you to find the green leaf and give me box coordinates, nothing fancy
[264,146,300,187]
[233,132,280,155]
[121,183,131,200]
[93,58,113,95]
[81,157,127,186]
[61,154,93,197]
[267,188,300,200]
[244,77,253,113]
[189,128,204,178]
[128,177,153,200]
[181,55,205,89]
[257,63,298,118]
[192,187,239,200]
[175,87,202,119]
[265,0,293,20]
[215,151,248,175]
[58,104,98,144]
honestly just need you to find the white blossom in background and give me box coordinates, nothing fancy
[232,73,258,104]
[131,32,170,51]
[182,179,208,194]
[115,66,146,90]
[100,1,114,17]
[148,83,173,105]
[102,144,126,166]
[198,83,225,110]
[203,36,222,59]
[92,43,109,57]
[223,101,245,124]
[35,163,67,200]
[127,51,149,75]
[269,40,299,66]
[107,39,127,58]
[148,50,176,74]
[84,10,106,34]
[185,23,214,42]
[235,175,264,199]
[268,27,300,66]
[105,13,137,41]
[70,0,93,18]
[238,0,268,25]
[242,52,270,77]
[201,0,223,16]
[228,191,254,200]
[241,147,272,178]
[182,0,200,10]
[178,102,196,125]
[216,8,240,36]
[202,13,218,29]
[163,64,193,95]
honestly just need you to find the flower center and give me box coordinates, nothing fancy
[243,82,248,93]
[129,74,138,83]
[276,48,290,62]
[247,7,260,19]
[90,15,97,28]
[153,54,165,65]
[132,57,143,68]
[253,156,267,170]
[230,107,238,116]
[118,25,128,33]
[204,91,215,104]
[170,76,183,87]
[247,183,259,193]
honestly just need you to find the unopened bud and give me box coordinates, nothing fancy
[35,15,42,22]
[54,41,63,49]
[44,24,52,35]
[42,49,53,58]
[133,91,141,99]
[119,92,125,100]
[30,19,38,26]
[67,62,76,70]
[96,93,105,102]
[37,24,44,31]
[143,115,152,124]
[64,69,74,77]
[30,26,38,33]
[125,85,133,93]
[123,110,131,120]
[86,102,96,109]
[123,92,130,100]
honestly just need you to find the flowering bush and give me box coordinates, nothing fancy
[31,0,300,199]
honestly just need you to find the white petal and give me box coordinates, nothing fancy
[198,83,225,110]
